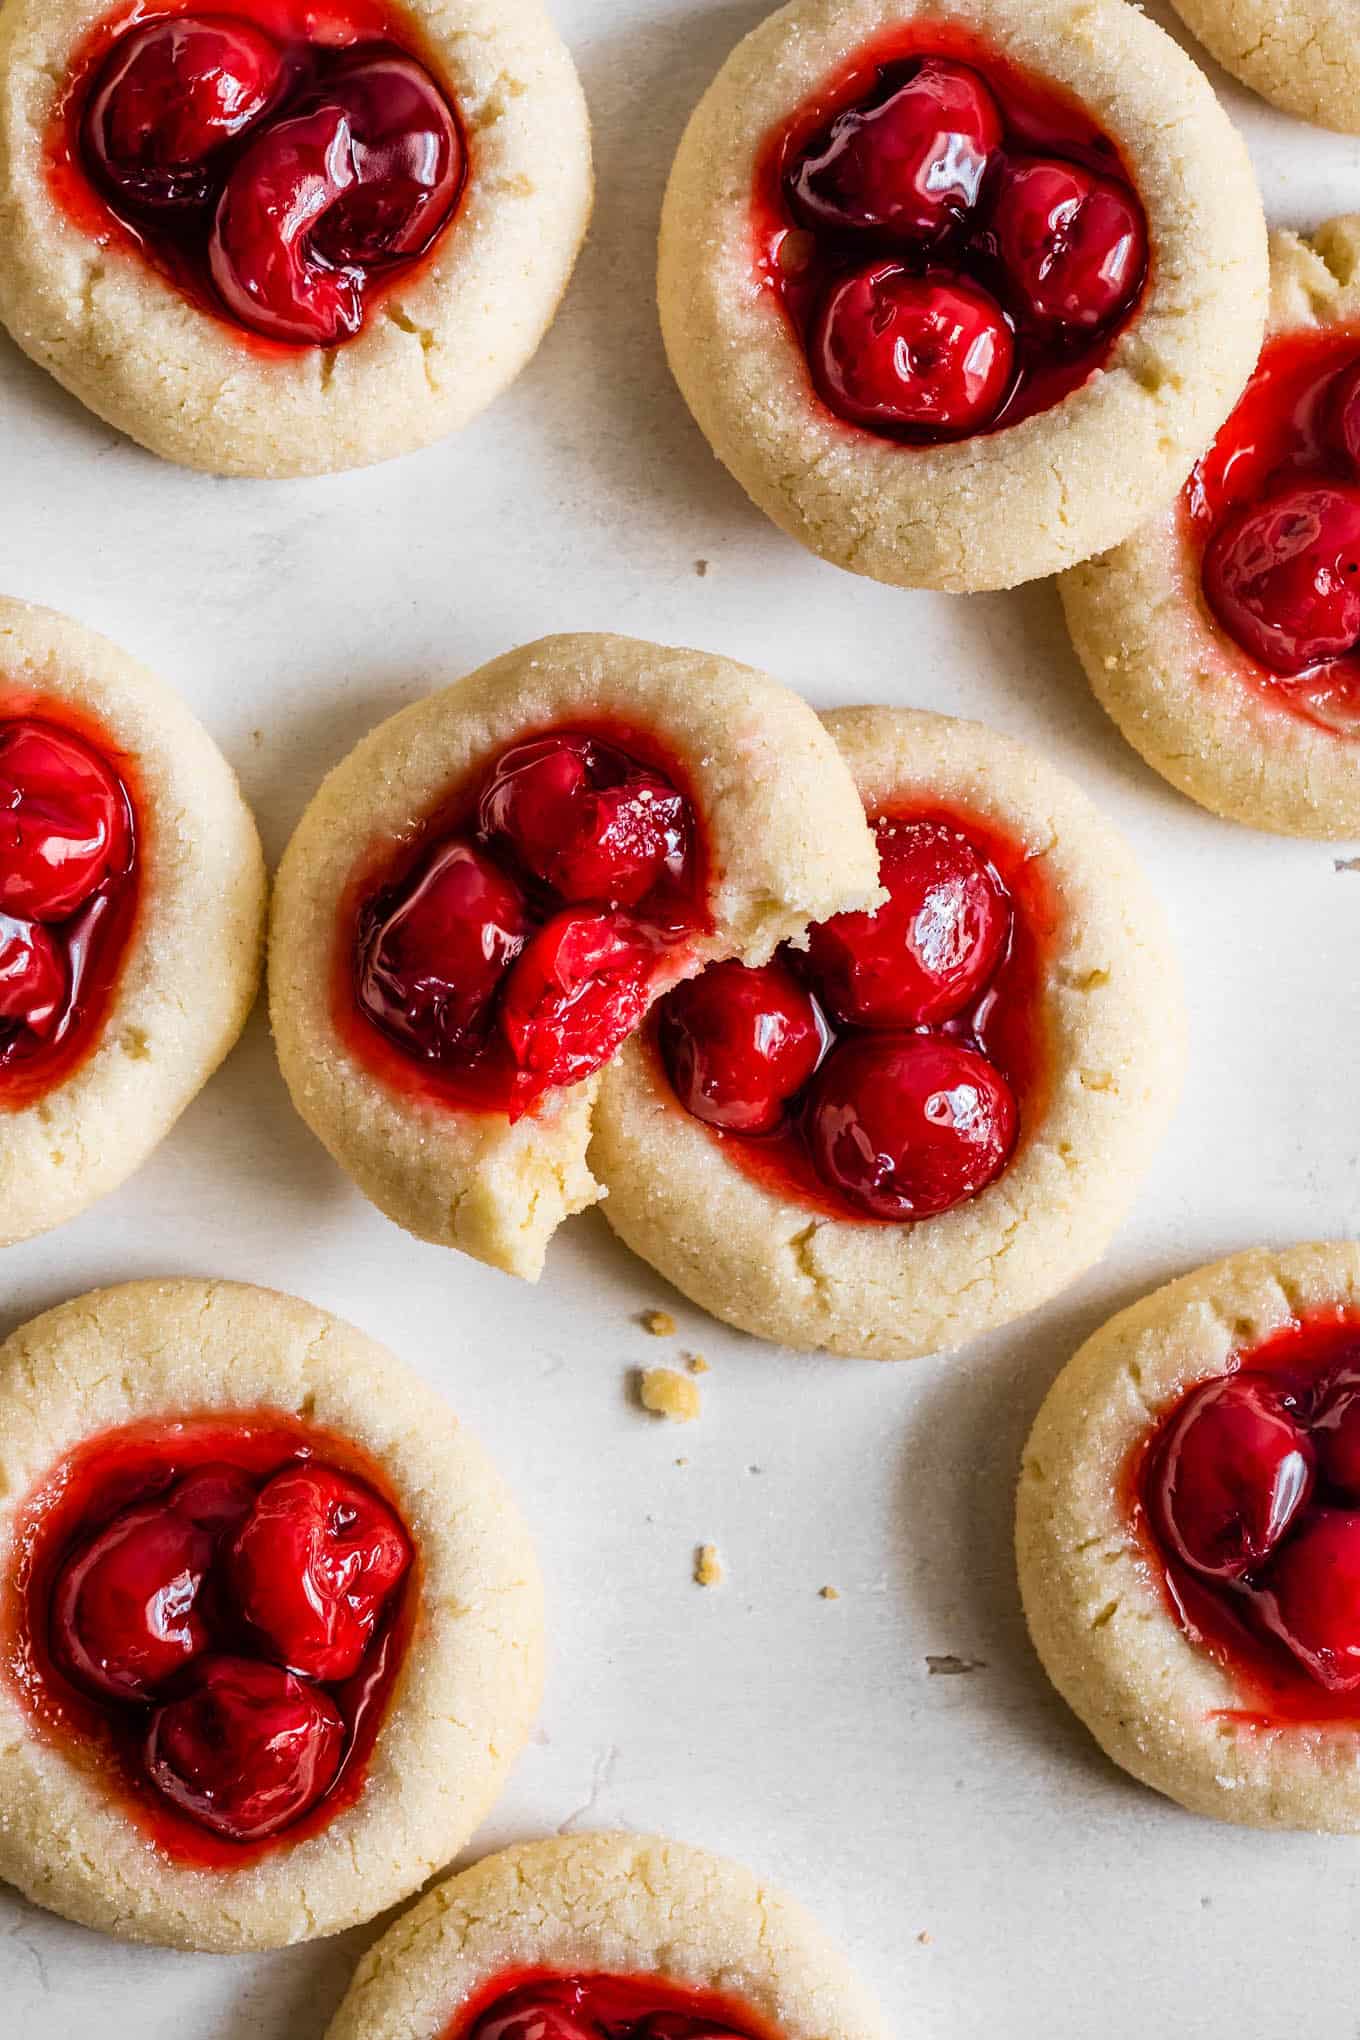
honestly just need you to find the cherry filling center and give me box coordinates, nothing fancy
[0,710,139,1108]
[58,1,467,347]
[446,1971,773,2040]
[658,807,1049,1225]
[1134,1314,1360,1718]
[755,25,1148,444]
[7,1417,413,1859]
[1186,327,1360,728]
[346,725,708,1118]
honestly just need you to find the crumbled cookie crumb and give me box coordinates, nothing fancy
[926,1653,986,1676]
[917,1931,932,1946]
[638,1368,701,1423]
[686,1352,709,1374]
[820,1586,841,1601]
[695,1544,724,1588]
[695,559,709,577]
[674,1457,689,1468]
[641,1309,676,1337]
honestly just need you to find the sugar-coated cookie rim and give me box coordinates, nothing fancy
[0,0,592,476]
[1016,1241,1360,1831]
[1062,218,1360,840]
[269,632,882,1284]
[590,706,1184,1362]
[657,0,1268,594]
[323,1832,890,2040]
[0,1278,544,1949]
[1166,0,1360,134]
[0,597,265,1247]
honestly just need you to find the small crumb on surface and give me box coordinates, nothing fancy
[686,1352,709,1374]
[250,728,264,747]
[917,1931,932,1946]
[641,1309,676,1337]
[1335,856,1360,872]
[695,1543,724,1588]
[820,1586,841,1601]
[638,1367,701,1423]
[926,1653,986,1676]
[674,1457,689,1468]
[695,559,709,576]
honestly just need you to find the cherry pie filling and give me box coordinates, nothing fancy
[49,0,467,347]
[1130,1311,1360,1725]
[4,1413,414,1864]
[655,803,1053,1224]
[340,724,710,1120]
[0,701,140,1110]
[752,22,1148,444]
[447,1969,777,2040]
[1185,327,1360,734]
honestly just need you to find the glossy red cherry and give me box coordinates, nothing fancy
[50,1465,256,1703]
[357,837,531,1062]
[787,57,1003,245]
[145,1653,345,1841]
[640,2022,746,2040]
[0,719,131,922]
[471,1999,599,2040]
[809,264,1013,436]
[1332,355,1360,474]
[81,14,286,214]
[228,1464,410,1682]
[806,1034,1016,1219]
[1311,1359,1360,1499]
[209,53,461,345]
[1202,482,1360,676]
[1259,1510,1360,1692]
[479,735,689,908]
[499,909,657,1090]
[0,914,66,1038]
[659,957,827,1133]
[1147,1374,1314,1581]
[989,155,1145,334]
[803,819,1010,1029]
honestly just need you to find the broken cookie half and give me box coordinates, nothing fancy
[269,633,881,1279]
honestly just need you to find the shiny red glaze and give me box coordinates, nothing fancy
[340,722,710,1122]
[0,702,141,1111]
[1202,483,1360,678]
[479,734,690,909]
[804,816,1011,1028]
[82,14,286,212]
[806,1032,1015,1219]
[1128,1312,1360,1726]
[786,56,1003,247]
[655,800,1052,1226]
[658,956,829,1134]
[989,154,1146,335]
[147,1652,346,1839]
[1146,1375,1314,1581]
[1,1413,415,1865]
[51,1464,256,1701]
[443,1969,774,2040]
[499,909,657,1090]
[228,1463,411,1681]
[1184,325,1360,730]
[809,264,1013,436]
[356,836,532,1062]
[209,51,462,345]
[50,0,467,350]
[754,20,1148,444]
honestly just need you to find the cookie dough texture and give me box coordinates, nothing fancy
[1017,1242,1360,1830]
[1062,219,1360,837]
[658,0,1268,593]
[270,633,882,1283]
[0,0,591,476]
[593,707,1184,1361]
[1166,0,1360,132]
[0,597,265,1246]
[0,1279,544,1948]
[325,1832,889,2040]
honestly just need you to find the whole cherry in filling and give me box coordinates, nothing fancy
[756,29,1148,442]
[1186,327,1360,727]
[63,3,467,346]
[450,1972,768,2040]
[1134,1316,1360,1716]
[348,726,707,1117]
[657,808,1041,1225]
[0,712,139,1105]
[11,1417,413,1857]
